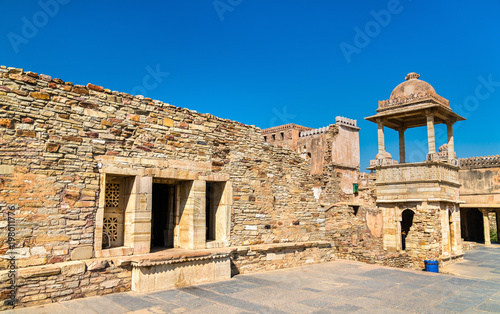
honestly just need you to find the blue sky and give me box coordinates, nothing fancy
[1,0,499,169]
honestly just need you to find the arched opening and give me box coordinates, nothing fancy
[460,208,484,242]
[401,209,414,250]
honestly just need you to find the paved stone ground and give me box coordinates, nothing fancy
[441,244,500,283]
[6,246,500,313]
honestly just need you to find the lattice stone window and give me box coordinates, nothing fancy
[105,183,120,207]
[104,217,118,241]
[103,217,118,247]
[103,178,125,248]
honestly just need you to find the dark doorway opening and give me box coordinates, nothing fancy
[206,182,224,242]
[460,208,484,242]
[351,206,360,216]
[152,183,175,248]
[401,209,414,251]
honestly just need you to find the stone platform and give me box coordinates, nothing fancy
[129,248,232,292]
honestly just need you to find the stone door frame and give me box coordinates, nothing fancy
[93,156,232,258]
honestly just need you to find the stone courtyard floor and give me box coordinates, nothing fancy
[6,245,500,314]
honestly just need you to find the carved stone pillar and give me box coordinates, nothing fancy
[447,122,455,160]
[482,209,491,245]
[427,114,436,155]
[376,120,391,160]
[399,128,406,164]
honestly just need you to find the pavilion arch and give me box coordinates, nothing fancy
[400,209,415,251]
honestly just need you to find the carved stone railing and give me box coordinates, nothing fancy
[426,152,459,166]
[376,162,459,185]
[459,155,500,169]
[378,91,450,111]
[262,123,311,134]
[370,158,399,167]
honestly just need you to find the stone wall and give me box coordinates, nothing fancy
[331,117,360,169]
[230,241,335,275]
[0,65,440,309]
[324,204,404,265]
[261,123,311,151]
[0,258,131,310]
[459,166,500,205]
[0,66,334,268]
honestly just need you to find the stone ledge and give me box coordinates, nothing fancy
[1,260,89,281]
[377,198,464,204]
[375,179,461,187]
[233,241,334,253]
[131,248,232,267]
[95,246,134,258]
[19,264,60,278]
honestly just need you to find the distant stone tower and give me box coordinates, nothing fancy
[366,73,465,267]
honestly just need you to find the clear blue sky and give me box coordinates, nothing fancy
[1,0,499,169]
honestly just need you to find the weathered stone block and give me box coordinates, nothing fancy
[87,83,104,92]
[30,92,50,100]
[100,279,120,289]
[88,260,109,271]
[0,165,14,175]
[0,118,13,128]
[46,143,60,152]
[60,261,86,276]
[163,118,174,127]
[73,86,89,95]
[70,247,93,261]
[62,136,82,143]
[19,265,60,279]
[16,129,35,137]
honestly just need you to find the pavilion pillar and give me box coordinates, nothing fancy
[427,114,436,155]
[482,209,491,245]
[398,128,406,164]
[447,122,455,160]
[377,121,386,159]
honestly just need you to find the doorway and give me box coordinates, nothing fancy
[401,209,414,251]
[206,182,225,242]
[460,208,484,242]
[152,183,176,248]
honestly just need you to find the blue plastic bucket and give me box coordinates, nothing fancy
[424,260,439,273]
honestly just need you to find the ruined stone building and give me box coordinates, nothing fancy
[458,155,500,245]
[365,72,465,267]
[0,67,498,309]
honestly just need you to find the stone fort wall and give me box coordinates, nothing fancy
[0,66,339,269]
[0,66,392,309]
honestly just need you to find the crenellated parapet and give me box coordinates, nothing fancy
[335,116,359,129]
[300,125,331,137]
[261,123,311,134]
[459,155,500,169]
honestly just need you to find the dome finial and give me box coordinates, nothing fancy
[405,72,420,80]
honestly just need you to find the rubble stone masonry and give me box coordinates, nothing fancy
[0,66,345,308]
